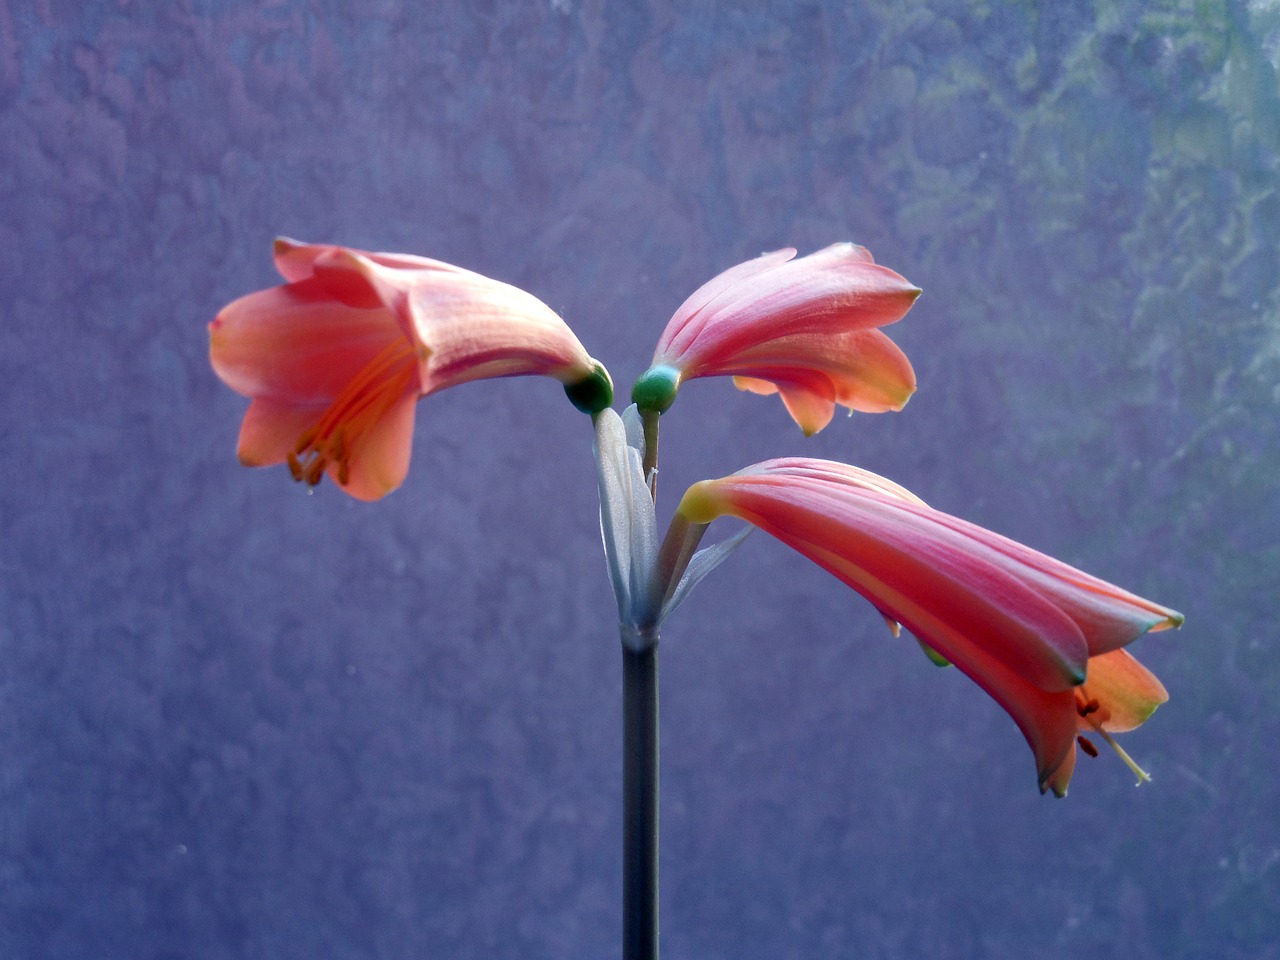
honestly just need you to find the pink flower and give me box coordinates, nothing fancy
[210,239,611,501]
[632,244,921,435]
[677,458,1182,795]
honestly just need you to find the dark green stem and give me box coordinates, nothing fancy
[640,409,660,500]
[626,397,663,958]
[623,642,659,960]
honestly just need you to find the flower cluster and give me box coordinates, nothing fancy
[210,239,1181,795]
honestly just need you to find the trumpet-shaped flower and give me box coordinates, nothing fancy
[632,244,921,435]
[210,238,611,500]
[677,458,1182,795]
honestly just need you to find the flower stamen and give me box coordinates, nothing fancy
[1089,722,1153,786]
[288,338,418,490]
[1075,689,1153,785]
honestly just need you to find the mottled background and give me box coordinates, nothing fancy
[2,1,1278,957]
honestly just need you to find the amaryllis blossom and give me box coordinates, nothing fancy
[632,244,921,435]
[676,458,1183,796]
[210,238,611,501]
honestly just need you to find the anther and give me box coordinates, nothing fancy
[1077,736,1099,758]
[287,452,304,482]
[304,456,327,487]
[1076,697,1101,718]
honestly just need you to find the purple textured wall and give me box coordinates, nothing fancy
[2,2,1278,958]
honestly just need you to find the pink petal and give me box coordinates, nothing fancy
[744,458,1181,652]
[329,387,419,501]
[776,382,837,436]
[730,374,837,436]
[905,508,1184,652]
[1079,649,1169,733]
[401,268,597,391]
[722,330,916,430]
[236,397,326,466]
[707,477,1091,691]
[822,329,916,412]
[790,535,1082,787]
[272,236,324,282]
[273,237,465,283]
[662,248,798,357]
[743,458,928,505]
[210,278,405,403]
[732,375,779,397]
[668,246,920,374]
[1042,741,1078,798]
[309,247,598,392]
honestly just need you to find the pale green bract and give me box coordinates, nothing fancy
[593,406,749,650]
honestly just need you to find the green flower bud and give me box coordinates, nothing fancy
[631,364,681,414]
[564,361,615,415]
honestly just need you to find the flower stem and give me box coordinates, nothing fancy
[640,409,660,499]
[623,641,659,960]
